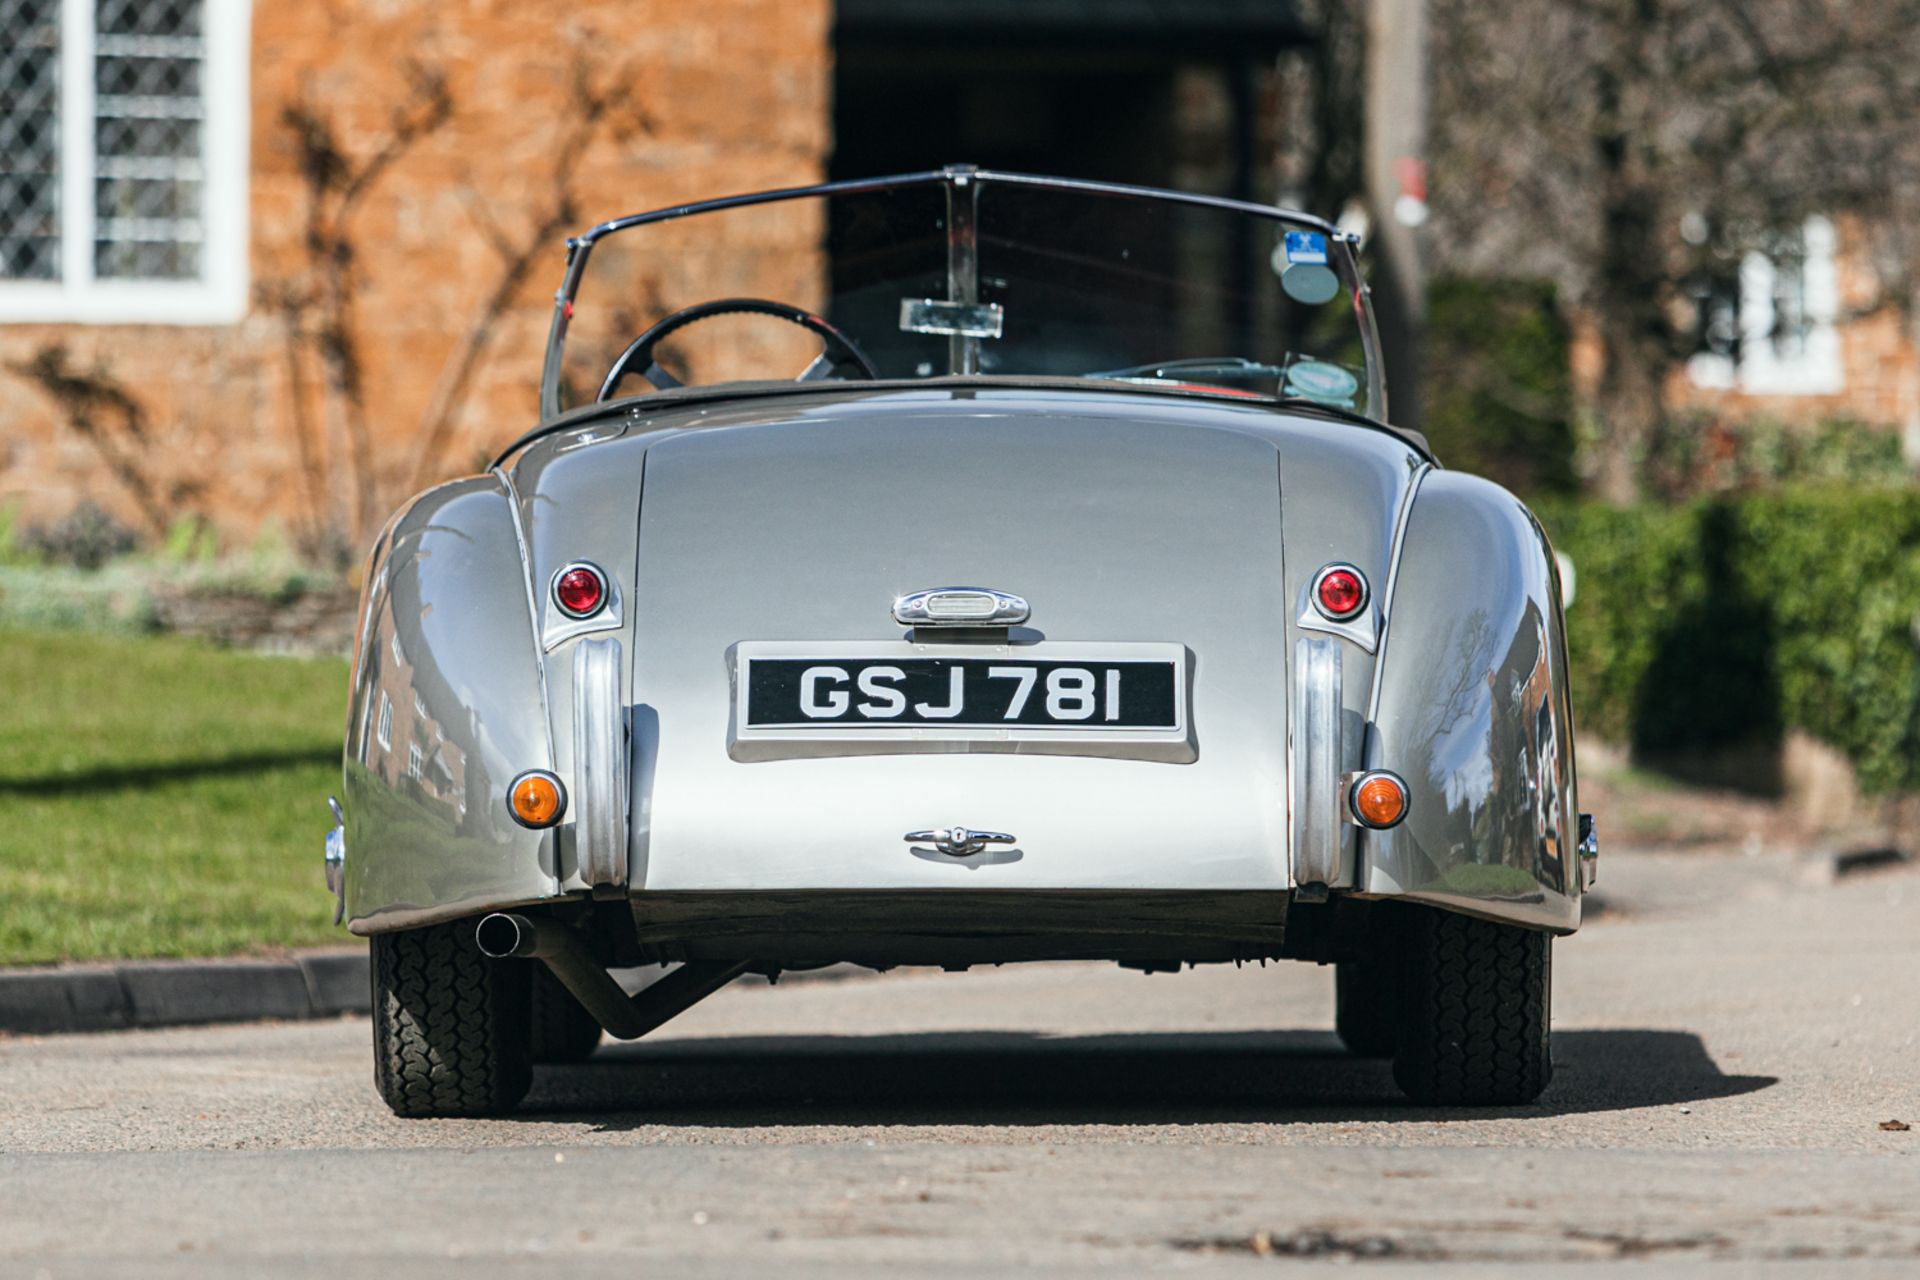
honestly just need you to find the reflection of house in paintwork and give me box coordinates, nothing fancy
[1487,598,1569,894]
[354,600,471,823]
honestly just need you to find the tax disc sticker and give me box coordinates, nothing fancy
[1281,263,1340,305]
[1284,359,1360,405]
[1282,231,1328,265]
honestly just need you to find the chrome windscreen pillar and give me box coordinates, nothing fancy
[1291,635,1344,895]
[572,637,630,891]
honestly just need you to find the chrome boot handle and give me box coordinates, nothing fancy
[904,826,1016,857]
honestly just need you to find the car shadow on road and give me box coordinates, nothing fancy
[518,1027,1775,1127]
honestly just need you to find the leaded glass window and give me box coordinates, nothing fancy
[0,0,244,322]
[0,0,63,280]
[94,0,205,280]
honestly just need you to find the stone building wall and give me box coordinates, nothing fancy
[0,0,832,555]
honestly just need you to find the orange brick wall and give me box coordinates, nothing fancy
[0,0,832,549]
[1664,219,1920,430]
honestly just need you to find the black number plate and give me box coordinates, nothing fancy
[742,655,1180,730]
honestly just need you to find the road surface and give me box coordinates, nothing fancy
[2,845,1917,1276]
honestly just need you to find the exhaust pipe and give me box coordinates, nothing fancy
[475,913,748,1041]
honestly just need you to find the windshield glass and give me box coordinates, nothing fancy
[543,170,1383,419]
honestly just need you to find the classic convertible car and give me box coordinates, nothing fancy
[327,167,1595,1117]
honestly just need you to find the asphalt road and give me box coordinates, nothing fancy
[3,846,1917,1277]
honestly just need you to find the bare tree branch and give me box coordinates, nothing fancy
[407,51,652,488]
[7,344,173,537]
[1428,0,1920,499]
[264,67,455,546]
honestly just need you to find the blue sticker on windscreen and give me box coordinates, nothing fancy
[1283,231,1328,266]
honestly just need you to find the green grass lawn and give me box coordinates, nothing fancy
[0,629,351,965]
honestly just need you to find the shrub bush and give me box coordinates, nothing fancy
[19,501,140,570]
[1538,489,1920,793]
[1642,412,1910,499]
[1424,277,1577,498]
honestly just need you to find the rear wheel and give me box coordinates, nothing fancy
[1391,906,1552,1106]
[529,965,603,1063]
[371,918,532,1117]
[1333,954,1399,1057]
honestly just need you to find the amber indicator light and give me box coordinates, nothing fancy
[1351,772,1408,828]
[508,770,567,828]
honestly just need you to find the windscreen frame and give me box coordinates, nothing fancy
[538,166,1384,422]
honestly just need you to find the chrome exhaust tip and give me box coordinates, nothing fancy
[474,912,539,959]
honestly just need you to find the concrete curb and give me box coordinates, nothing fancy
[0,952,883,1036]
[0,948,369,1035]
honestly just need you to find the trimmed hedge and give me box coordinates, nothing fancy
[1537,489,1920,793]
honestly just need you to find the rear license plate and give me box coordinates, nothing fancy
[737,646,1184,732]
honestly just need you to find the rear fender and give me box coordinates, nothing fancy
[341,475,564,934]
[1358,472,1580,932]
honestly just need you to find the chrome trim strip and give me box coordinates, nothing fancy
[573,636,630,890]
[1362,463,1432,732]
[494,465,562,896]
[1291,635,1344,891]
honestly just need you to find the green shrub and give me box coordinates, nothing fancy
[18,501,140,570]
[1644,412,1910,498]
[1539,489,1920,793]
[1424,277,1577,498]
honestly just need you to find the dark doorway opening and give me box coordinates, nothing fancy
[831,0,1310,200]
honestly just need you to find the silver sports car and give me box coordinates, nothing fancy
[328,167,1595,1117]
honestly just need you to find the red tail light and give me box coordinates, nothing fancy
[553,563,608,618]
[1313,564,1367,620]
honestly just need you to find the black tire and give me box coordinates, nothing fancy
[371,918,533,1117]
[1391,906,1552,1106]
[529,965,603,1064]
[1334,955,1399,1057]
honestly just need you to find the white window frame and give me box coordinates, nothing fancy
[1687,215,1843,397]
[0,0,249,324]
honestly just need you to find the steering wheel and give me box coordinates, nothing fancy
[596,297,880,401]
